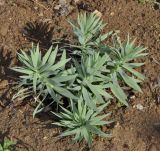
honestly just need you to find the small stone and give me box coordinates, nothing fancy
[74,0,80,4]
[114,122,120,128]
[43,136,47,140]
[136,104,143,110]
[34,6,38,10]
[110,12,114,16]
[130,95,136,99]
[93,10,102,17]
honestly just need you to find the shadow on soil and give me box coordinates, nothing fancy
[16,137,36,151]
[137,113,160,150]
[0,48,15,81]
[22,21,54,49]
[0,48,17,108]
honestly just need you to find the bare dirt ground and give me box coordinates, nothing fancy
[0,0,160,151]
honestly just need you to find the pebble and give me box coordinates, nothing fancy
[114,122,121,128]
[43,136,48,140]
[34,6,38,10]
[74,0,80,4]
[93,10,102,17]
[130,95,136,99]
[110,12,114,16]
[135,104,144,110]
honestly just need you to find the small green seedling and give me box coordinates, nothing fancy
[0,138,16,151]
[53,100,113,147]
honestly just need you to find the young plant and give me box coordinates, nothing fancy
[53,99,113,147]
[12,12,147,147]
[12,44,77,116]
[104,34,148,106]
[71,52,112,109]
[70,12,147,106]
[0,138,16,151]
[69,12,112,54]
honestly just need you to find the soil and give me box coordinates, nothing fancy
[0,0,160,151]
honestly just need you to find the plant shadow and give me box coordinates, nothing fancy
[16,137,36,151]
[0,131,9,145]
[0,48,15,81]
[22,21,54,49]
[0,131,18,151]
[154,0,160,10]
[0,48,17,109]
